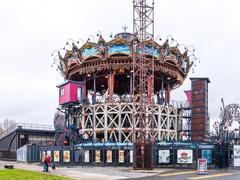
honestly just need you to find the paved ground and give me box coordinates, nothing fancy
[0,161,170,179]
[125,169,240,180]
[1,161,240,180]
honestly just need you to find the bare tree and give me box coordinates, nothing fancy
[0,123,4,134]
[3,119,16,130]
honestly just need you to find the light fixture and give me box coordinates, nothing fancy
[87,74,91,77]
[167,77,171,80]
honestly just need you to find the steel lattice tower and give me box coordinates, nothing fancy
[132,0,155,169]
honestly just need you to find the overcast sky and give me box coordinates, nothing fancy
[0,0,240,127]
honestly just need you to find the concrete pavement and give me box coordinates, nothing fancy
[0,161,172,180]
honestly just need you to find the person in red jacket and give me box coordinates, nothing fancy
[45,154,51,172]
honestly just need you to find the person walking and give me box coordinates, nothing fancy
[45,154,51,172]
[42,152,47,172]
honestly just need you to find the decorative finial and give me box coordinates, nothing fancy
[122,24,128,33]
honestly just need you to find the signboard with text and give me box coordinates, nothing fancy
[197,159,208,175]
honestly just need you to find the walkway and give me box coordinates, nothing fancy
[0,161,172,180]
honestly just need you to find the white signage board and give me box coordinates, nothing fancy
[158,150,170,163]
[234,145,240,167]
[130,150,133,163]
[84,150,89,163]
[177,149,193,164]
[197,159,208,175]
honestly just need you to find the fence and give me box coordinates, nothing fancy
[154,141,216,169]
[39,142,133,167]
[17,144,40,162]
[38,141,216,168]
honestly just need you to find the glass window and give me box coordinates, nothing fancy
[77,87,82,102]
[60,88,64,96]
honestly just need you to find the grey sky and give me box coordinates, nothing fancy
[0,0,239,126]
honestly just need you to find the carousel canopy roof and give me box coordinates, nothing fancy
[52,32,198,88]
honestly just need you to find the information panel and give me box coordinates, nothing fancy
[119,150,124,163]
[63,150,70,162]
[130,150,133,163]
[106,150,112,163]
[177,149,193,164]
[53,150,60,162]
[234,145,240,167]
[84,150,89,163]
[158,150,170,163]
[95,150,101,163]
[197,159,208,175]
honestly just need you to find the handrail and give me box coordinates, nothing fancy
[0,123,54,140]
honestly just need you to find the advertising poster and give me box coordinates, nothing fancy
[201,150,212,164]
[177,149,193,164]
[95,150,101,163]
[119,150,124,163]
[158,150,170,163]
[106,150,112,163]
[234,145,240,167]
[63,150,70,162]
[130,150,133,163]
[47,151,51,156]
[84,150,89,163]
[53,150,60,162]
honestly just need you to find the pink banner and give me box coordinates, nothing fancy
[184,90,192,105]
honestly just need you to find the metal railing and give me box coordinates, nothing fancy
[0,123,54,140]
[169,100,190,109]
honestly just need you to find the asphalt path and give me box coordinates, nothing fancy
[125,169,240,180]
[1,161,240,180]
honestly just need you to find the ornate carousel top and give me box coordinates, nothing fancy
[52,32,199,90]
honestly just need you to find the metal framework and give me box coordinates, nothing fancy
[79,103,178,143]
[133,0,155,141]
[132,0,155,169]
[212,99,240,143]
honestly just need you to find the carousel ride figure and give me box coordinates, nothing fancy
[208,98,240,167]
[51,30,198,146]
[212,98,240,144]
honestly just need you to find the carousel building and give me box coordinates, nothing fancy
[53,32,193,145]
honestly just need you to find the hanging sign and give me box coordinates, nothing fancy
[197,159,208,175]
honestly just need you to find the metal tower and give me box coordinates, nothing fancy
[132,0,155,169]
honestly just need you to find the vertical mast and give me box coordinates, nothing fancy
[133,0,154,169]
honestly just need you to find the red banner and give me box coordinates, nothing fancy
[184,90,192,105]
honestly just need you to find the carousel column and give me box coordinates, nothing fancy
[93,71,96,104]
[161,77,164,104]
[130,71,133,102]
[147,75,154,104]
[108,70,115,103]
[165,83,171,104]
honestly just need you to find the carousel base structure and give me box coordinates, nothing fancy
[79,102,180,143]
